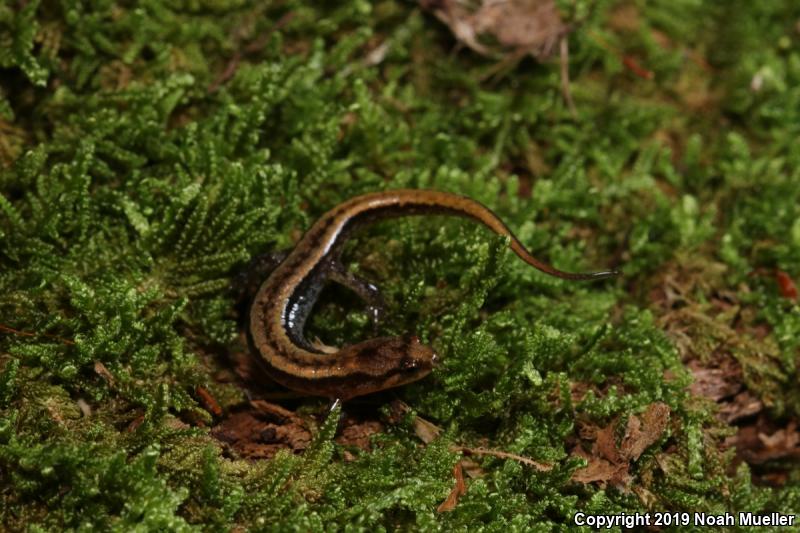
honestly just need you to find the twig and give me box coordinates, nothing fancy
[0,323,74,345]
[450,445,553,471]
[559,36,577,117]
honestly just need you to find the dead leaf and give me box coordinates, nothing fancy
[475,0,565,55]
[733,418,800,466]
[595,423,620,463]
[414,416,445,444]
[336,419,384,450]
[571,403,670,489]
[570,446,626,484]
[717,391,763,424]
[620,403,670,461]
[421,0,567,59]
[212,402,312,459]
[459,457,485,478]
[438,462,467,512]
[688,360,742,402]
[388,399,443,443]
[420,0,575,111]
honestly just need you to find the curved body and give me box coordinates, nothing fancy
[248,189,617,400]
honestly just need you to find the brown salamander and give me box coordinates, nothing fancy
[248,189,618,401]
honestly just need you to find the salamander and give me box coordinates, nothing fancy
[248,189,618,400]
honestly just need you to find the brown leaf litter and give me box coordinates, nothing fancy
[721,415,800,487]
[437,461,467,512]
[648,259,800,484]
[732,418,800,466]
[212,400,313,459]
[420,0,576,110]
[211,398,392,460]
[209,334,394,459]
[571,402,670,490]
[420,0,568,59]
[648,259,770,422]
[687,358,763,424]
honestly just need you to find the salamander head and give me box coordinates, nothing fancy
[339,335,437,398]
[394,334,438,381]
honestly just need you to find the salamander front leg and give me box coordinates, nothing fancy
[328,263,385,335]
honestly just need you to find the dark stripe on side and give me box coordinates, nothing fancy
[258,359,404,400]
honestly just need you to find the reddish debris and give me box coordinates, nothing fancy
[211,401,312,459]
[775,270,798,300]
[195,385,223,418]
[437,461,467,513]
[622,56,654,80]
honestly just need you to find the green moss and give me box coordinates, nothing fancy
[2,0,800,530]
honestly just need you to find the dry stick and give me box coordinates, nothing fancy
[559,36,577,118]
[397,399,553,471]
[208,55,242,93]
[450,445,552,472]
[0,323,74,345]
[196,385,223,418]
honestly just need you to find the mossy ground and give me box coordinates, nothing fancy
[1,1,799,531]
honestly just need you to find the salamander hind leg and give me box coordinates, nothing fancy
[328,263,386,335]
